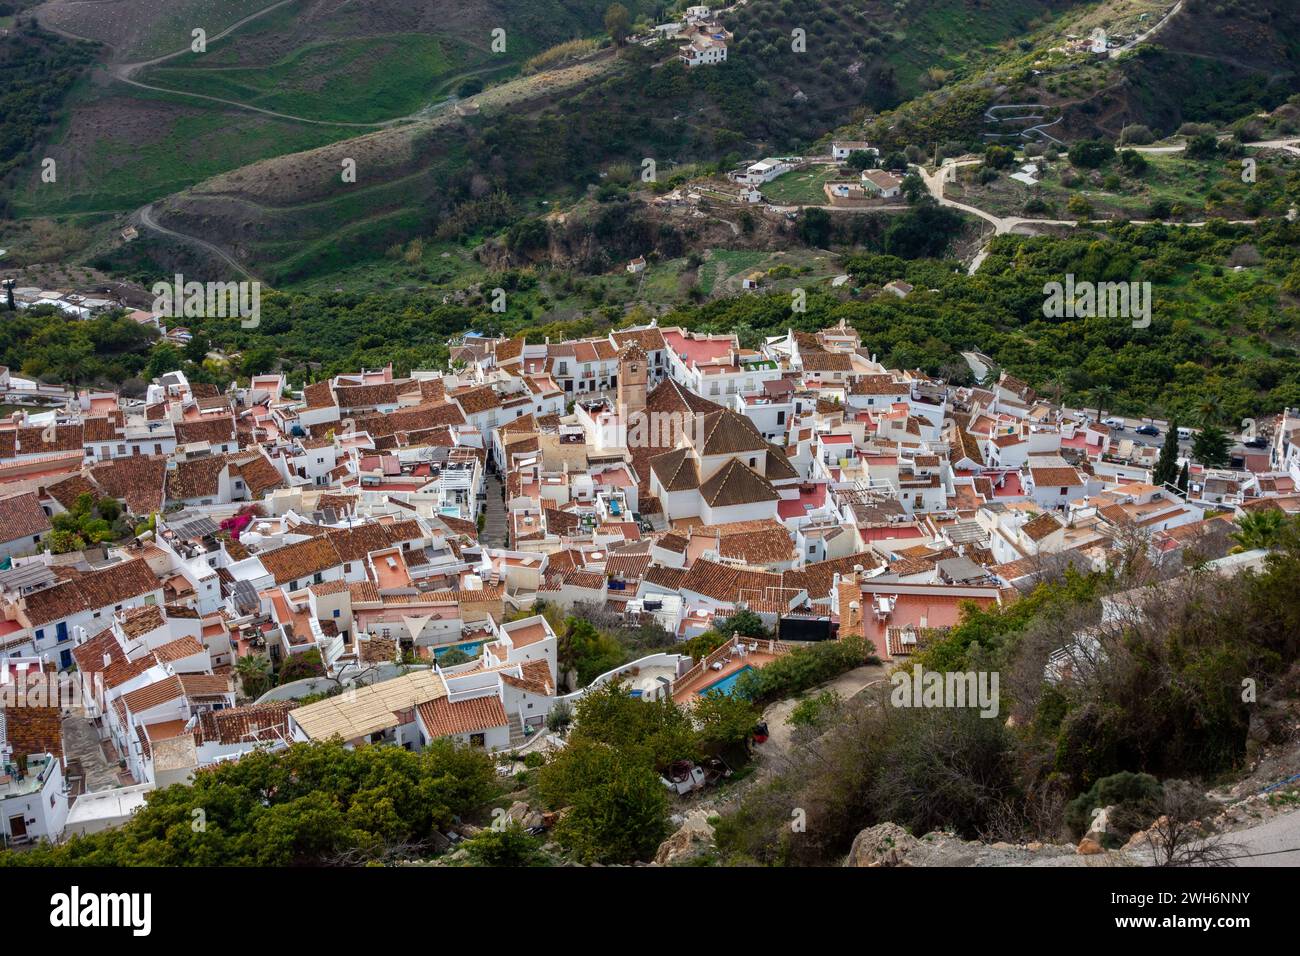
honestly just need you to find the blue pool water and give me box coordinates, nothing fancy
[697,665,754,697]
[434,640,484,661]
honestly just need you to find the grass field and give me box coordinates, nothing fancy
[38,0,278,59]
[12,82,350,216]
[761,166,841,206]
[946,149,1300,221]
[142,34,470,123]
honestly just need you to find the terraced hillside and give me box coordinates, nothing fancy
[93,0,1087,286]
[14,0,650,216]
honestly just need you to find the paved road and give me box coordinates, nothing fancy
[753,663,886,759]
[1109,1,1185,59]
[1218,807,1300,866]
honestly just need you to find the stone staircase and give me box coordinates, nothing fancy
[507,713,527,747]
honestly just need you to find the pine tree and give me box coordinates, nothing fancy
[1154,418,1180,487]
[1176,461,1190,496]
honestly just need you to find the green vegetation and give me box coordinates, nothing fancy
[0,23,98,214]
[533,680,758,863]
[1,740,499,865]
[713,519,1300,864]
[49,493,127,553]
[141,34,466,125]
[733,637,875,704]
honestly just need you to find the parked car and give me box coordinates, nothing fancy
[1103,417,1125,429]
[1177,427,1194,441]
[1244,437,1268,449]
[1135,424,1160,436]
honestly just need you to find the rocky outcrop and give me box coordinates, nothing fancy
[844,823,1087,867]
[653,810,716,866]
[845,822,919,866]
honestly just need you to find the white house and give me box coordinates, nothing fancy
[860,169,903,199]
[831,141,877,161]
[734,157,794,185]
[679,33,727,67]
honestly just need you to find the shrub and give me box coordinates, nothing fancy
[1068,140,1115,169]
[1064,771,1163,842]
[733,637,874,704]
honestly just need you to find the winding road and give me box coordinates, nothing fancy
[923,135,1297,274]
[138,203,265,284]
[37,0,477,129]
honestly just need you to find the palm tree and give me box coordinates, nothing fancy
[1043,374,1066,407]
[235,653,272,699]
[1197,395,1221,428]
[1231,508,1287,552]
[1090,385,1113,421]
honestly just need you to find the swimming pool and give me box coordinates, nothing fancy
[697,665,754,697]
[434,640,484,661]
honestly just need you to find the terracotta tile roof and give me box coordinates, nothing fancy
[167,455,233,501]
[700,458,780,508]
[0,491,51,542]
[236,454,285,499]
[83,416,120,443]
[303,380,336,409]
[1030,466,1083,488]
[120,675,185,714]
[680,558,784,603]
[2,699,63,758]
[604,553,652,579]
[713,524,794,566]
[850,374,908,395]
[643,565,686,590]
[453,385,502,416]
[24,558,159,627]
[119,604,165,639]
[153,635,205,662]
[1021,512,1064,542]
[179,673,231,699]
[609,326,666,355]
[174,416,235,447]
[417,694,507,738]
[257,536,342,585]
[648,447,700,492]
[782,551,883,602]
[655,532,688,553]
[195,700,294,746]
[44,473,98,511]
[499,659,554,696]
[763,444,799,481]
[90,456,168,514]
[538,507,577,538]
[801,351,854,372]
[699,409,769,456]
[0,423,84,458]
[334,382,398,409]
[327,523,394,563]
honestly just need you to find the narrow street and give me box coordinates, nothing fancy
[481,473,508,549]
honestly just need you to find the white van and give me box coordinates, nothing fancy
[1177,427,1193,441]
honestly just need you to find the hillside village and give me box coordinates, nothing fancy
[1,310,1298,848]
